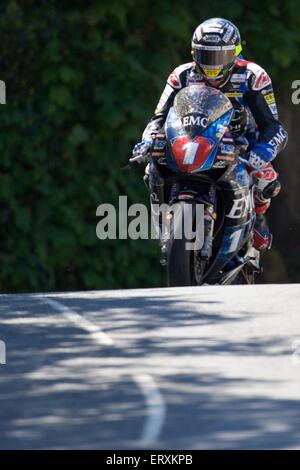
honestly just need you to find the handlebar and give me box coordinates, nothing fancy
[122,142,249,171]
[120,153,151,171]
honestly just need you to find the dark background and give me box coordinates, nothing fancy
[0,0,299,292]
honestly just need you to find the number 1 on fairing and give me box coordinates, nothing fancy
[183,142,199,164]
[228,228,243,252]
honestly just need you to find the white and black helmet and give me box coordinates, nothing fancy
[192,18,242,83]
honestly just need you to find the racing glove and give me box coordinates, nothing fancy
[130,139,153,164]
[241,143,276,171]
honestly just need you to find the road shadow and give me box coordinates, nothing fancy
[0,292,299,449]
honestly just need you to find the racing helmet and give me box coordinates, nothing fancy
[191,18,242,85]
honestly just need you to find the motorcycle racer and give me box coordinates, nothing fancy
[131,18,288,251]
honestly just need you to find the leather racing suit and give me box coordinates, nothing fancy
[142,59,288,250]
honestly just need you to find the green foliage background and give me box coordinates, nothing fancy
[0,0,299,292]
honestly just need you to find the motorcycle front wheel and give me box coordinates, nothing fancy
[167,201,206,287]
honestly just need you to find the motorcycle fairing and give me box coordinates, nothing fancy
[165,106,233,173]
[169,135,216,173]
[205,162,254,281]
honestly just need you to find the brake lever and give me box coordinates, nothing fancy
[120,163,133,171]
[120,152,151,171]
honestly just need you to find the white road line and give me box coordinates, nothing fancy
[39,296,166,447]
[41,297,114,346]
[134,373,166,445]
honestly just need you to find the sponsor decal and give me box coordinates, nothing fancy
[225,91,243,98]
[216,124,228,138]
[231,73,246,83]
[203,34,221,42]
[205,25,223,34]
[221,144,235,155]
[167,72,181,89]
[203,68,221,78]
[249,153,267,170]
[222,25,234,43]
[186,78,203,86]
[260,167,277,182]
[269,103,278,115]
[182,115,208,127]
[171,135,215,170]
[193,45,234,51]
[252,71,272,91]
[227,194,251,219]
[264,93,275,105]
[213,160,227,168]
[269,127,288,149]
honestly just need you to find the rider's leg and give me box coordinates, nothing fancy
[247,163,281,250]
[144,132,167,200]
[147,161,170,264]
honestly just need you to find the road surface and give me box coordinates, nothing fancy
[0,284,299,449]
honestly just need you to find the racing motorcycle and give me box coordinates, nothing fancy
[128,85,261,286]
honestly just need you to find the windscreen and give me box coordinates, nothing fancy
[173,85,232,130]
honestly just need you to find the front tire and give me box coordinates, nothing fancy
[167,202,205,287]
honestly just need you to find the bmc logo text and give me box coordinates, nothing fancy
[269,127,288,150]
[226,194,252,219]
[182,115,208,127]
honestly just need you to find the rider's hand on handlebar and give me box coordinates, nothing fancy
[130,139,153,164]
[239,144,276,171]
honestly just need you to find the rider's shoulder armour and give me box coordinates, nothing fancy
[167,62,194,89]
[246,62,272,92]
[231,59,273,93]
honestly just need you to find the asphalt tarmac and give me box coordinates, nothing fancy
[0,284,299,449]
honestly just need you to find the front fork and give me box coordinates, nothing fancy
[148,158,219,265]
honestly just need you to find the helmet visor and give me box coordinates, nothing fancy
[193,45,236,68]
